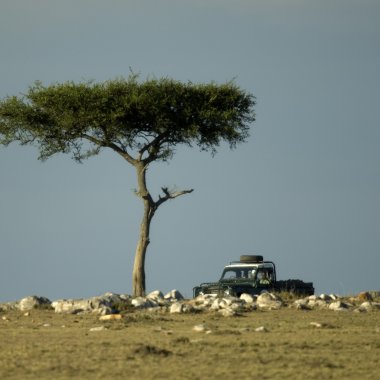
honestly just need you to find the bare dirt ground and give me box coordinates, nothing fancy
[1,305,379,380]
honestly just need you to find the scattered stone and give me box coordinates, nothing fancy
[99,314,123,321]
[2,316,10,321]
[356,302,371,312]
[4,289,377,319]
[164,289,184,301]
[357,302,380,312]
[294,299,309,308]
[42,323,51,327]
[315,300,329,309]
[182,303,196,313]
[89,326,106,332]
[210,298,223,310]
[295,303,311,310]
[131,297,156,309]
[18,296,51,311]
[310,322,323,328]
[170,302,184,314]
[52,293,124,315]
[192,294,217,308]
[240,293,255,304]
[329,301,348,311]
[146,290,164,300]
[218,308,237,317]
[257,293,283,310]
[254,326,268,332]
[209,296,243,312]
[193,324,207,333]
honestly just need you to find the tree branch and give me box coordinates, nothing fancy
[155,187,194,208]
[82,133,136,165]
[139,131,170,162]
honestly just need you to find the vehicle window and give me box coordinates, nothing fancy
[257,269,273,284]
[221,267,256,280]
[222,270,237,279]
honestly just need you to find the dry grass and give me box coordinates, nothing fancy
[0,306,379,379]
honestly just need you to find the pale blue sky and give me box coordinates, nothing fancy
[1,0,379,301]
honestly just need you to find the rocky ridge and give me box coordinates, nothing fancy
[1,290,379,316]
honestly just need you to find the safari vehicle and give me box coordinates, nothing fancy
[193,255,314,297]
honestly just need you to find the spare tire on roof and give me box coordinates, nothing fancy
[240,255,263,263]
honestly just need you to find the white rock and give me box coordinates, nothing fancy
[191,294,214,308]
[240,293,254,304]
[310,322,323,328]
[89,326,106,332]
[229,302,244,311]
[218,308,237,317]
[210,298,222,310]
[164,289,184,301]
[146,290,164,300]
[254,326,268,332]
[320,294,332,301]
[295,302,311,310]
[357,302,380,312]
[99,314,123,321]
[131,297,157,309]
[169,302,184,313]
[307,298,327,309]
[294,299,309,307]
[257,293,283,310]
[52,296,114,315]
[329,301,348,311]
[193,324,207,332]
[315,300,329,309]
[182,303,195,313]
[18,296,51,311]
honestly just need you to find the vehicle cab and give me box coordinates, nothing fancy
[220,261,276,285]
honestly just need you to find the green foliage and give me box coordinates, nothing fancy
[0,75,255,163]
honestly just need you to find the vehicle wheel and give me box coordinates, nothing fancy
[240,255,263,263]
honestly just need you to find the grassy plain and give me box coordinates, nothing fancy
[0,306,379,380]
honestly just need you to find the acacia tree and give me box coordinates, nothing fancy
[0,76,256,296]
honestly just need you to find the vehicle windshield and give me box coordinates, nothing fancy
[220,267,256,281]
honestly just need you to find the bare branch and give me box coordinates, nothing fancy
[155,187,194,208]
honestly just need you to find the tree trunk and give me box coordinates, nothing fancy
[132,162,155,297]
[132,200,154,296]
[130,160,192,297]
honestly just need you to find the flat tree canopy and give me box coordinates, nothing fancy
[0,76,256,296]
